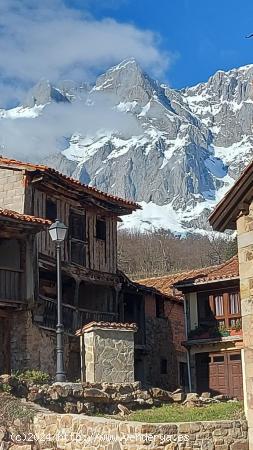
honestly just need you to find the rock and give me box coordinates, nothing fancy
[171,392,186,403]
[83,388,110,403]
[118,404,131,416]
[63,402,77,413]
[185,392,199,402]
[201,392,211,399]
[213,394,228,401]
[149,387,173,403]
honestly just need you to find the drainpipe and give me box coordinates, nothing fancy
[183,297,192,392]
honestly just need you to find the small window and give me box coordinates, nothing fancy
[213,355,224,363]
[229,293,240,315]
[69,212,85,240]
[46,198,57,221]
[96,218,106,240]
[156,297,165,318]
[160,358,167,374]
[214,295,224,316]
[230,354,241,361]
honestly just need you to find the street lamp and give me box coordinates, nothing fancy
[49,219,68,382]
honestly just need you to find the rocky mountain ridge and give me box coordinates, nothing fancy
[1,58,253,233]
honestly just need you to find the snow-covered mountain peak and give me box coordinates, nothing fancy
[2,60,253,234]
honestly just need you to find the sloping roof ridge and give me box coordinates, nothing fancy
[0,208,51,225]
[0,156,140,209]
[137,262,221,284]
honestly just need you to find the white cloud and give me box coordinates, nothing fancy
[0,95,142,159]
[0,0,173,160]
[0,0,170,104]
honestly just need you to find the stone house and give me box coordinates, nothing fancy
[209,159,253,448]
[173,256,243,400]
[0,157,184,390]
[137,274,188,391]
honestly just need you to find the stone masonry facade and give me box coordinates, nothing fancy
[82,323,136,383]
[144,295,186,391]
[0,167,25,212]
[237,202,253,449]
[10,311,80,380]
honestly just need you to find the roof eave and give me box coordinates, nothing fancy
[175,275,239,290]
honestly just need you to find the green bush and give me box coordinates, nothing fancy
[14,370,51,385]
[0,383,11,393]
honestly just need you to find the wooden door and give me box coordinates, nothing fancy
[227,352,243,400]
[196,351,243,400]
[0,312,10,374]
[209,353,228,396]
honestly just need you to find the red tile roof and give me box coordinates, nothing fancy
[76,321,138,335]
[0,157,140,212]
[138,256,239,297]
[193,255,239,284]
[0,208,51,226]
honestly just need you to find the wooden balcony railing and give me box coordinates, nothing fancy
[0,267,23,303]
[38,296,119,334]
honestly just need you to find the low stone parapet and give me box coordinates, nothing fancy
[31,413,248,449]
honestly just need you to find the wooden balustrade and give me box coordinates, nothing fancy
[39,296,119,334]
[0,268,23,302]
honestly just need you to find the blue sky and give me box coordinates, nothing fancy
[0,0,253,108]
[67,0,253,88]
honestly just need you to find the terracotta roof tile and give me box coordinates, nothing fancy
[137,256,239,296]
[0,208,51,226]
[76,321,138,335]
[0,157,140,211]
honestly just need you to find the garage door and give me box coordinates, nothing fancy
[196,351,243,400]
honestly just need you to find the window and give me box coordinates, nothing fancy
[46,198,57,221]
[214,295,224,316]
[213,355,224,363]
[156,297,165,318]
[96,218,106,240]
[229,293,240,315]
[230,353,241,361]
[69,211,86,266]
[198,291,241,330]
[160,358,167,375]
[69,212,85,240]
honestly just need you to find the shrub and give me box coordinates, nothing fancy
[14,370,51,385]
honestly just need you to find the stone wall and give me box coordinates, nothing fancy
[10,311,80,380]
[144,316,179,391]
[143,293,187,391]
[83,323,136,383]
[31,413,248,449]
[0,167,25,212]
[237,201,253,449]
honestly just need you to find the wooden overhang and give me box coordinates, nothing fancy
[0,208,51,238]
[209,158,253,231]
[0,157,141,216]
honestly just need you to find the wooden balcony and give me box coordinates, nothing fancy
[37,295,119,334]
[0,267,24,305]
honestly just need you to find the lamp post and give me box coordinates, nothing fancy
[49,219,68,382]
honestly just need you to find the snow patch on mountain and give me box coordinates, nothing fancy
[1,59,253,234]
